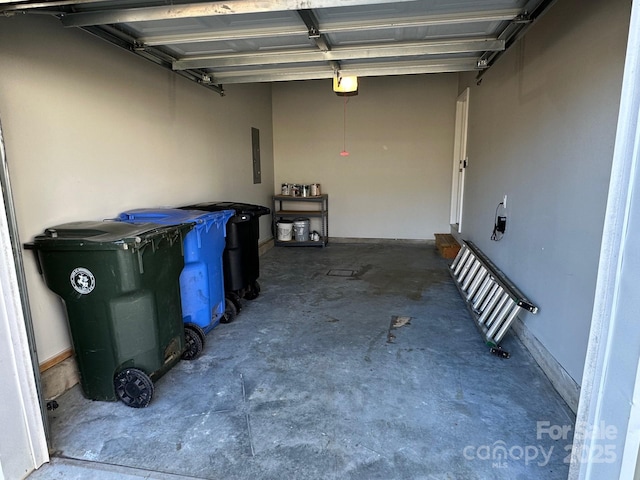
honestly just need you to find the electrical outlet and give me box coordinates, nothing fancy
[503,195,507,208]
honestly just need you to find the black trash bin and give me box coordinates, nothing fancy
[181,202,270,317]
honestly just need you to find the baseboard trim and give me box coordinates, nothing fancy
[330,237,435,245]
[258,238,274,256]
[512,317,580,413]
[39,348,73,373]
[41,356,80,400]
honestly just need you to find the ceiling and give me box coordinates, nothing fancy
[0,0,555,95]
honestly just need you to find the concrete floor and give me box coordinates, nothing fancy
[29,243,575,480]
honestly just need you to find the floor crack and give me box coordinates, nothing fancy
[240,373,255,456]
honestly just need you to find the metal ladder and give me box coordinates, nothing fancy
[449,240,538,358]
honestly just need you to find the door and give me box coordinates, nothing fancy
[450,88,470,232]
[0,117,49,477]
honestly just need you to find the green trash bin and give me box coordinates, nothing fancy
[26,220,194,407]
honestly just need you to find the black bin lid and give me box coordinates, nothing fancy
[182,202,271,219]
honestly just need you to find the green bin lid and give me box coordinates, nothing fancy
[30,220,190,251]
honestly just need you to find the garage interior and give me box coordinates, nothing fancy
[1,0,639,479]
[29,244,574,479]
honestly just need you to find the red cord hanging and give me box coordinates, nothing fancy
[340,95,349,156]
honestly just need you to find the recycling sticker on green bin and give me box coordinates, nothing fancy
[70,267,95,294]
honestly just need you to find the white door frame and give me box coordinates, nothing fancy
[0,120,48,477]
[450,88,470,232]
[569,1,640,478]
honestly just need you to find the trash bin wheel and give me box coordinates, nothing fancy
[244,281,261,300]
[114,368,154,408]
[227,292,242,313]
[190,323,206,346]
[182,324,206,360]
[221,297,237,323]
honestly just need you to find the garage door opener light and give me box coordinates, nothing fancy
[333,75,358,96]
[333,74,357,157]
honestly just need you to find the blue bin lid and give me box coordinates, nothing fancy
[117,208,234,231]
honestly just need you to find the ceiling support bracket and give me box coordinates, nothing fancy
[308,25,320,38]
[298,9,331,52]
[512,13,532,24]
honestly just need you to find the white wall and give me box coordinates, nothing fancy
[458,0,630,384]
[272,75,457,240]
[0,15,275,365]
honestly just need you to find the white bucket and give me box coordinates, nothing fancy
[277,220,294,241]
[293,218,310,242]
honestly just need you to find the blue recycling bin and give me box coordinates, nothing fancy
[116,208,234,359]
